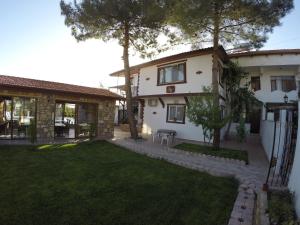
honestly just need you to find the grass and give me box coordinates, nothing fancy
[174,142,249,164]
[0,141,238,225]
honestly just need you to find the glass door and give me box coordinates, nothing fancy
[77,103,97,138]
[12,97,36,139]
[54,103,76,138]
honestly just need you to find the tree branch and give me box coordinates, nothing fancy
[220,19,255,31]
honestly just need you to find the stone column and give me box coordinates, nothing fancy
[36,94,55,140]
[97,100,115,139]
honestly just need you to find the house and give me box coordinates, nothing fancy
[0,75,120,141]
[231,49,300,217]
[110,46,228,142]
[110,47,300,216]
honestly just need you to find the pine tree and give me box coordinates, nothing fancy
[60,0,168,139]
[169,0,294,148]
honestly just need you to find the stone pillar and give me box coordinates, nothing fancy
[36,94,55,140]
[97,100,115,139]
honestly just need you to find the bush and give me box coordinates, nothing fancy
[268,190,297,225]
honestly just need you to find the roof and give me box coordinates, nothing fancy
[229,49,300,58]
[110,46,228,77]
[0,75,122,99]
[110,47,300,77]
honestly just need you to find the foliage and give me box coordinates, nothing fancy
[28,118,37,144]
[169,0,294,50]
[0,141,238,225]
[268,190,297,225]
[186,87,230,144]
[60,0,170,139]
[222,61,261,138]
[175,142,248,163]
[236,117,247,143]
[224,62,261,118]
[64,106,75,118]
[60,0,169,58]
[168,0,293,147]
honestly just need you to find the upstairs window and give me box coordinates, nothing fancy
[251,76,261,91]
[166,104,185,124]
[271,76,296,92]
[158,63,186,85]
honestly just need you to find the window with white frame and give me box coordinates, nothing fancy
[270,76,296,92]
[158,63,186,85]
[166,104,185,123]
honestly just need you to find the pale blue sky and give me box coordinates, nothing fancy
[0,0,299,88]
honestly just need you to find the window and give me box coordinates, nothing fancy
[158,63,186,85]
[251,76,261,91]
[271,76,296,92]
[0,97,36,140]
[166,104,185,123]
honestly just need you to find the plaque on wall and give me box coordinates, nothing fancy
[166,86,175,93]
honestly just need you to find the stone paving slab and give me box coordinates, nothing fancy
[109,137,267,225]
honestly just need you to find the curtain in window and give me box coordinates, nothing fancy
[159,63,185,84]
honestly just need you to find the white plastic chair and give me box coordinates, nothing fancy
[151,130,160,143]
[160,133,170,146]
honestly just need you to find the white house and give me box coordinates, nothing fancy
[110,47,228,142]
[231,49,300,217]
[110,47,300,217]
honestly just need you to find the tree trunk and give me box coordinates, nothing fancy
[212,2,220,148]
[123,22,138,139]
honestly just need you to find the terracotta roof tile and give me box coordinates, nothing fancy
[0,75,122,99]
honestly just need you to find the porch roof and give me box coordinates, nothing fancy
[0,75,122,100]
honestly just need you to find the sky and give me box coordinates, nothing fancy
[0,0,300,89]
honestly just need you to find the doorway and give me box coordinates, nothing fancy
[249,107,261,134]
[54,102,97,139]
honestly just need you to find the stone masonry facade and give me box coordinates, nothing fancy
[0,88,115,141]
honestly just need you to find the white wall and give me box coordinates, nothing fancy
[232,54,300,67]
[232,54,300,104]
[138,54,213,96]
[260,120,275,160]
[142,96,207,142]
[247,68,298,103]
[288,101,300,218]
[260,111,287,163]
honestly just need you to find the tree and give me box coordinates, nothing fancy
[169,0,293,148]
[222,61,261,139]
[60,0,168,139]
[186,87,230,144]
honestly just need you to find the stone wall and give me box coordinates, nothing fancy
[36,95,55,140]
[0,87,116,141]
[97,100,115,139]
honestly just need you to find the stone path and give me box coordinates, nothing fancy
[109,133,268,225]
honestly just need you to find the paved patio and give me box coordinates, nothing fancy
[111,127,269,225]
[113,127,268,185]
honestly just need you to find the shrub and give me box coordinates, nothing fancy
[268,190,297,225]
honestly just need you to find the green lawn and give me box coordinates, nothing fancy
[174,142,249,164]
[0,141,238,225]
